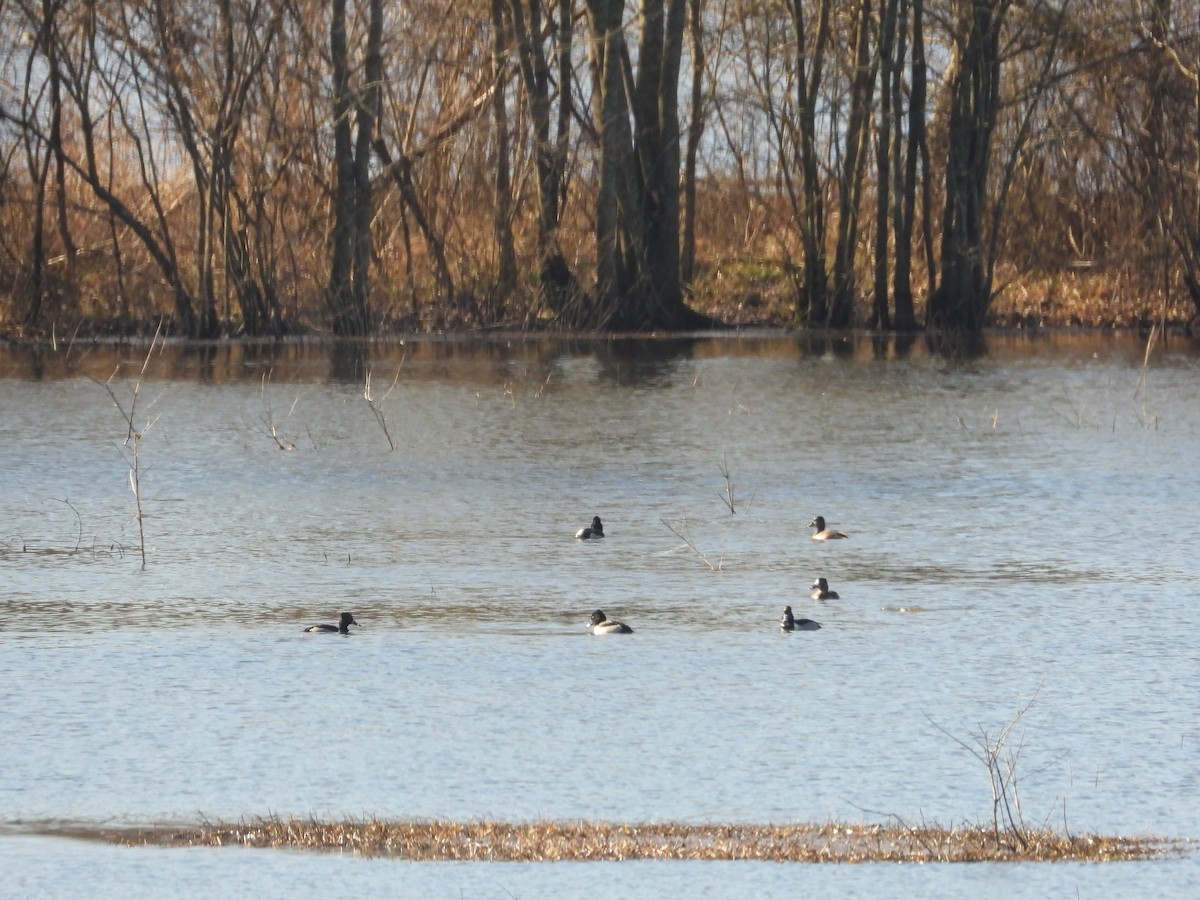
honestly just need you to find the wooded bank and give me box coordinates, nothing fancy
[0,1,1197,338]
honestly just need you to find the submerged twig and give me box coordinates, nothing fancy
[1132,324,1161,429]
[926,685,1044,849]
[259,369,297,450]
[718,451,737,514]
[54,497,85,553]
[363,351,406,451]
[90,324,163,567]
[661,516,719,570]
[1133,322,1156,402]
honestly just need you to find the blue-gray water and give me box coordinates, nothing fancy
[1,333,1197,897]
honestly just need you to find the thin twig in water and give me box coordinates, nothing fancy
[926,684,1043,849]
[260,370,297,450]
[1133,324,1161,429]
[716,452,753,514]
[661,516,717,570]
[1054,396,1086,429]
[364,351,406,451]
[90,324,164,567]
[54,498,84,553]
[718,451,736,514]
[1133,323,1156,402]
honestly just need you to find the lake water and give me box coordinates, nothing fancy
[1,332,1197,897]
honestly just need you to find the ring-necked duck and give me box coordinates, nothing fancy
[809,516,848,541]
[811,577,840,600]
[304,612,359,634]
[780,606,821,631]
[588,609,632,634]
[576,516,605,540]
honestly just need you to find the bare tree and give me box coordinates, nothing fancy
[146,0,287,337]
[583,0,708,328]
[829,0,879,328]
[681,0,707,287]
[894,0,930,330]
[489,0,518,314]
[327,0,381,334]
[503,0,582,319]
[1,0,1195,337]
[784,0,833,324]
[1135,0,1200,318]
[927,0,1012,332]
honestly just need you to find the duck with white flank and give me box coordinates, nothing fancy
[576,516,605,540]
[780,606,821,632]
[304,612,359,634]
[588,609,632,634]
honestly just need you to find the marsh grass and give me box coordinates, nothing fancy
[90,694,1189,863]
[95,816,1184,863]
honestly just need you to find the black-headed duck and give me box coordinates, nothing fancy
[576,516,605,540]
[809,516,848,541]
[304,612,359,634]
[811,577,840,600]
[588,609,632,634]
[780,606,821,632]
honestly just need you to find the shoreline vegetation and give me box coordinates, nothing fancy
[2,281,1197,349]
[3,3,1199,342]
[74,817,1187,863]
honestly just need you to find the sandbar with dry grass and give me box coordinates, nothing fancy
[87,817,1189,863]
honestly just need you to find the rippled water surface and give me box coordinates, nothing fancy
[1,332,1198,897]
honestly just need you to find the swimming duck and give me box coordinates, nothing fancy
[811,577,840,600]
[809,516,848,541]
[576,516,605,540]
[588,609,632,634]
[780,606,821,632]
[304,612,359,634]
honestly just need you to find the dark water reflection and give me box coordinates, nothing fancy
[2,329,1194,385]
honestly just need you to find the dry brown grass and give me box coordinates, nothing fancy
[93,817,1187,863]
[683,260,1196,332]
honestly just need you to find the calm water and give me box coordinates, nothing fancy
[1,332,1197,897]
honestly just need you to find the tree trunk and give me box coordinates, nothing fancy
[327,0,371,335]
[681,0,705,286]
[927,0,1008,333]
[506,0,581,319]
[635,0,685,316]
[830,0,877,328]
[580,0,707,330]
[352,0,383,325]
[786,0,832,325]
[585,0,635,324]
[872,0,901,331]
[893,0,923,330]
[489,0,518,316]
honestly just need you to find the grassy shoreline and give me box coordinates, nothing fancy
[4,268,1198,342]
[64,817,1190,863]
